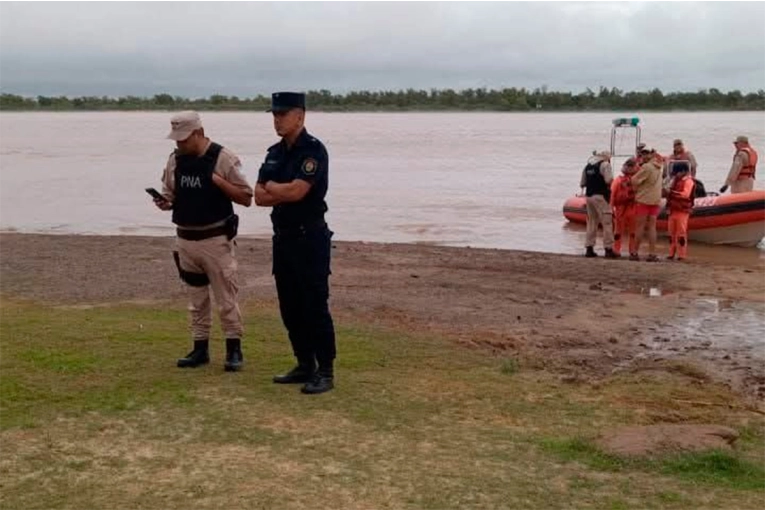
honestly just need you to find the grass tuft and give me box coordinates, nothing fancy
[499,357,519,375]
[541,437,765,491]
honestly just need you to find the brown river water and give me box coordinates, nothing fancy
[1,111,763,264]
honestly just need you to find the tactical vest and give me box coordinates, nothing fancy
[584,161,611,201]
[172,143,234,227]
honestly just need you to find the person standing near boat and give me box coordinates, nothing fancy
[580,151,617,258]
[666,139,698,178]
[665,162,696,261]
[610,158,638,258]
[630,148,663,262]
[720,135,758,194]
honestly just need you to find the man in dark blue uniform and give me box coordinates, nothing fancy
[254,92,336,395]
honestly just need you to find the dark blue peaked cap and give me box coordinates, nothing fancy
[670,161,690,175]
[267,92,306,112]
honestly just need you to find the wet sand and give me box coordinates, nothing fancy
[1,233,763,401]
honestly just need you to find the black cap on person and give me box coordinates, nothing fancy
[267,92,306,112]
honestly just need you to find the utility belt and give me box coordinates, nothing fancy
[172,215,238,286]
[176,214,238,241]
[272,218,326,237]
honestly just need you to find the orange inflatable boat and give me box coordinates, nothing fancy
[562,190,765,247]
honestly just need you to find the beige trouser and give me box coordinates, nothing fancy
[585,195,614,249]
[176,235,243,340]
[731,178,754,194]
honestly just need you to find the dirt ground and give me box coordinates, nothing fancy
[1,233,764,401]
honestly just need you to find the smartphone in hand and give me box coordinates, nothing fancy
[145,187,166,202]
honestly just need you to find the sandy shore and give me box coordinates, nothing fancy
[1,233,764,400]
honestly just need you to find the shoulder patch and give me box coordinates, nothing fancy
[302,158,318,175]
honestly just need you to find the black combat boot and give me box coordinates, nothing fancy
[301,365,334,395]
[177,339,210,368]
[585,246,597,258]
[273,359,316,384]
[224,338,244,372]
[604,248,620,259]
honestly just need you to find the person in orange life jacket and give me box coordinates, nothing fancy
[254,92,336,395]
[580,151,618,258]
[721,135,758,194]
[665,162,696,261]
[154,111,253,372]
[610,158,638,257]
[665,138,698,183]
[630,148,664,262]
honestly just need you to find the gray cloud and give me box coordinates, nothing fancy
[1,1,763,97]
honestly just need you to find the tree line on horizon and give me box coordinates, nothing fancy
[1,87,763,112]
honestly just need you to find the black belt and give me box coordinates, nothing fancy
[176,225,228,241]
[273,219,326,236]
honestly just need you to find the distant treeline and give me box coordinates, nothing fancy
[1,87,764,112]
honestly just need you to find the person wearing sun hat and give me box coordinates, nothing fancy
[580,150,617,258]
[721,135,758,194]
[666,138,698,178]
[630,147,664,262]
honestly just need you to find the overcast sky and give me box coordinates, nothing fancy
[1,1,764,98]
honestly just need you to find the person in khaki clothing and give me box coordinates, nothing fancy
[721,135,758,194]
[152,111,253,371]
[580,151,618,258]
[630,148,664,262]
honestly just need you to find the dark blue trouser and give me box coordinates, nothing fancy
[272,224,336,370]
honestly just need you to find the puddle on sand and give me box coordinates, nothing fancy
[649,298,765,360]
[631,297,765,398]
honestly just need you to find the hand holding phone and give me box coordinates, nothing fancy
[146,188,172,210]
[145,187,165,200]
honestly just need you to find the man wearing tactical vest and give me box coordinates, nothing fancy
[153,111,253,372]
[254,92,337,395]
[721,135,758,194]
[580,151,618,258]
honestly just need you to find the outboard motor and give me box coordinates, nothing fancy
[693,179,707,198]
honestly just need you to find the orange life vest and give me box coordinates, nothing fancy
[667,176,695,213]
[668,150,690,162]
[610,175,635,207]
[736,146,758,180]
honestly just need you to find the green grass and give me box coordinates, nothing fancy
[499,357,519,375]
[541,437,765,491]
[1,298,763,509]
[661,450,765,490]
